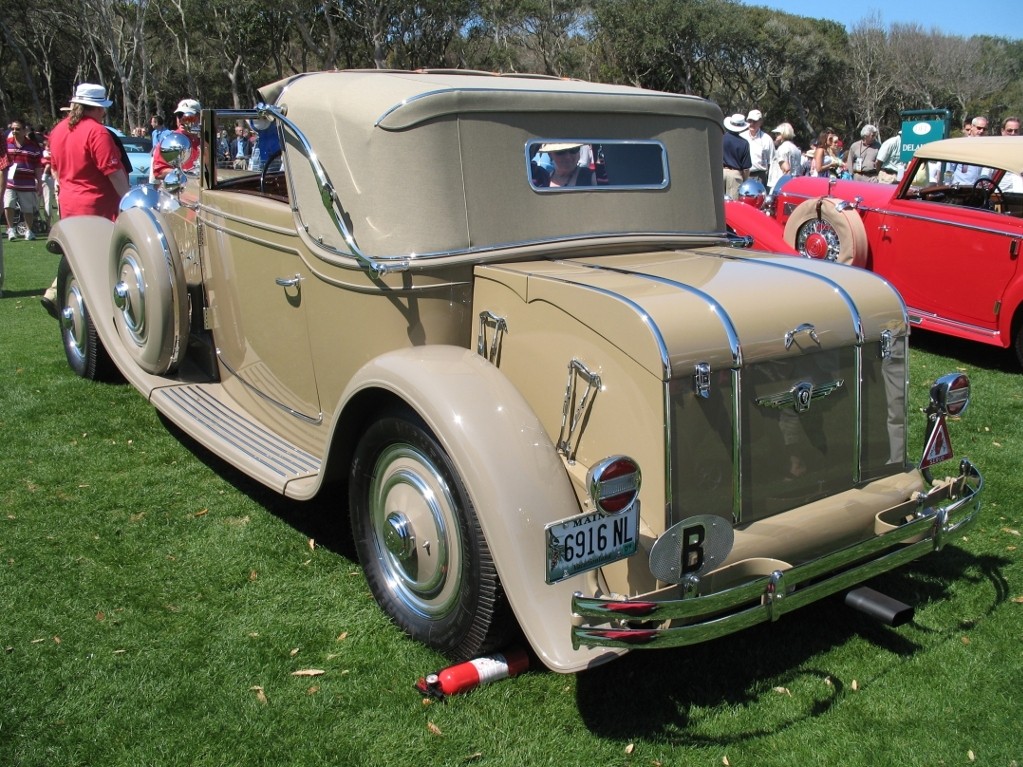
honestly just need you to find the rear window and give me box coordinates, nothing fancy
[528,140,668,191]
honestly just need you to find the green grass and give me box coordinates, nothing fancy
[2,238,1021,766]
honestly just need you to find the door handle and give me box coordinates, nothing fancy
[275,274,302,288]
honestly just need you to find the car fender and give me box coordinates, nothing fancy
[724,200,798,254]
[46,216,118,345]
[334,345,625,672]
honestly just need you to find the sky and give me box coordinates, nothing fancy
[741,1,1023,39]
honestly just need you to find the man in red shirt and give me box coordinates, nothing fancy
[4,119,44,241]
[42,83,129,316]
[0,127,8,296]
[151,98,201,181]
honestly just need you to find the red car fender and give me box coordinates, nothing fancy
[724,200,798,255]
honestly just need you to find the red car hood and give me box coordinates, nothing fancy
[776,177,898,209]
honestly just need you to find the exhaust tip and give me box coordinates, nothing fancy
[844,586,915,627]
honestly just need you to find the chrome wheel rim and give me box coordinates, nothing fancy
[797,219,840,260]
[368,444,461,621]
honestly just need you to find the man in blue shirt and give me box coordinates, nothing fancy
[722,113,752,199]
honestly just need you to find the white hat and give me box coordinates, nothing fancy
[539,142,582,153]
[723,114,749,133]
[70,83,112,109]
[861,124,878,136]
[174,98,201,116]
[746,109,763,122]
[771,122,795,140]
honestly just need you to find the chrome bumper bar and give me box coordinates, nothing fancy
[571,460,982,650]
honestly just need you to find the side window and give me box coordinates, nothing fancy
[528,140,668,191]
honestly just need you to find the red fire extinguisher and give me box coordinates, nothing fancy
[416,647,529,699]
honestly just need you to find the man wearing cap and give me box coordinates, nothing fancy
[722,113,752,199]
[42,83,130,316]
[740,109,773,186]
[151,98,201,181]
[848,125,882,182]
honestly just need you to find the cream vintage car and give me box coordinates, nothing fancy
[46,71,982,673]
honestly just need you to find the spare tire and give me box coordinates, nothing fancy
[783,197,869,267]
[109,207,189,375]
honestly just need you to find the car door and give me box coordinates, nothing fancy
[872,197,1020,329]
[201,191,321,424]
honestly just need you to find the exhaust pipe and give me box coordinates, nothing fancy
[844,586,915,627]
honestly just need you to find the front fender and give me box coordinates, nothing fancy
[336,345,625,672]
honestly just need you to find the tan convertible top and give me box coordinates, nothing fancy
[255,70,726,260]
[914,136,1023,174]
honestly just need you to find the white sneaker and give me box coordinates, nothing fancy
[7,230,15,241]
[25,231,36,241]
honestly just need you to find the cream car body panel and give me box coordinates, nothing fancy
[46,70,982,672]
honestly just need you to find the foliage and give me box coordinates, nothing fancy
[0,1,1020,150]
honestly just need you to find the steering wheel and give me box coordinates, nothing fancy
[974,176,1003,208]
[259,151,283,194]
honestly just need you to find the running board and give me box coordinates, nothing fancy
[151,383,322,497]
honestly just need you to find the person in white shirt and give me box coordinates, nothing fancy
[767,122,802,191]
[741,108,774,185]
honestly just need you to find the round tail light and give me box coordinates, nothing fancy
[587,456,641,515]
[930,373,970,417]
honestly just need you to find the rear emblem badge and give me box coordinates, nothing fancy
[756,380,844,413]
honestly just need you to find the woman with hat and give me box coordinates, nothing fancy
[151,98,201,181]
[542,142,595,187]
[42,83,130,317]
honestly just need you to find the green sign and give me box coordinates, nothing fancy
[898,109,952,163]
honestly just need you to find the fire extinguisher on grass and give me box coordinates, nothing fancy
[415,647,529,700]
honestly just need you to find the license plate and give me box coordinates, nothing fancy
[545,505,639,583]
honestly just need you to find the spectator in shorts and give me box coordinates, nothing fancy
[4,119,44,241]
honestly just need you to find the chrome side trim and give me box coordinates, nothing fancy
[572,460,982,649]
[215,349,324,425]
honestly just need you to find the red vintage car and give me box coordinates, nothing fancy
[772,137,1023,365]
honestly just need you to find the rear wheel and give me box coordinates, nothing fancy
[349,408,511,661]
[784,197,869,266]
[57,256,114,380]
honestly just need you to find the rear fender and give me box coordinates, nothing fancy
[335,345,624,672]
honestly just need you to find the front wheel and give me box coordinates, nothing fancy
[57,256,114,380]
[349,408,511,661]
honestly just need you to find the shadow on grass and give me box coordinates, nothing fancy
[155,412,357,561]
[574,544,1011,745]
[910,328,1019,373]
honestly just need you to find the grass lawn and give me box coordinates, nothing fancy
[2,237,1021,766]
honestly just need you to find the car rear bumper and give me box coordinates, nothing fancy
[571,459,982,649]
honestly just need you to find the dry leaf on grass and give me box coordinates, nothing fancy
[427,722,443,736]
[772,686,792,696]
[194,508,209,518]
[291,668,325,677]
[1012,596,1023,604]
[962,636,971,645]
[851,679,859,691]
[625,743,635,754]
[250,686,268,705]
[307,538,316,551]
[290,647,300,657]
[336,632,348,642]
[968,750,976,761]
[722,757,731,766]
[1002,527,1021,536]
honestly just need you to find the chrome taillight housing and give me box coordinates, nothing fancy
[587,456,641,515]
[931,373,970,417]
